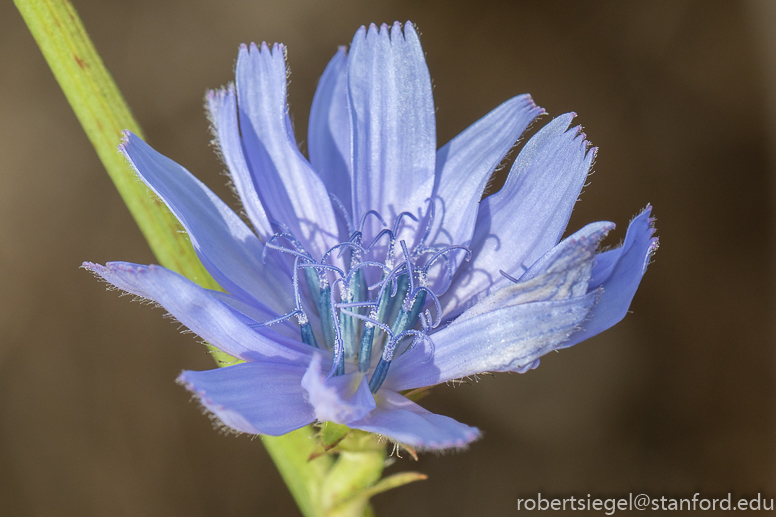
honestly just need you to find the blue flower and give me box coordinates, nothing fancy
[85,21,657,450]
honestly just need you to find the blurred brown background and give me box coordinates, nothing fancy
[1,0,774,515]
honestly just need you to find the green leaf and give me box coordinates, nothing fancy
[321,422,352,449]
[321,450,385,516]
[327,471,428,516]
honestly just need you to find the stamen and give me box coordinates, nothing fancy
[395,329,432,358]
[329,194,354,235]
[336,301,378,310]
[391,211,419,236]
[364,228,394,253]
[339,262,370,359]
[369,271,393,333]
[400,240,416,294]
[269,221,307,251]
[375,262,408,294]
[262,240,313,263]
[359,210,387,234]
[299,263,341,348]
[261,207,457,389]
[368,330,429,393]
[421,245,472,272]
[299,262,345,278]
[499,269,520,283]
[344,261,390,286]
[410,286,442,328]
[390,288,426,337]
[384,273,409,335]
[418,198,436,247]
[343,307,393,374]
[328,278,345,377]
[300,321,319,348]
[384,330,428,361]
[418,310,431,332]
[322,241,368,263]
[291,257,303,311]
[358,324,376,373]
[291,257,318,348]
[319,283,335,348]
[340,309,393,337]
[368,358,391,393]
[248,309,301,328]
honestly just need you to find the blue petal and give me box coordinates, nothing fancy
[177,362,314,435]
[119,132,293,314]
[210,290,301,341]
[308,47,353,219]
[454,221,614,323]
[349,389,480,450]
[520,221,615,281]
[427,96,544,292]
[84,262,312,364]
[443,114,592,318]
[559,206,658,349]
[207,86,274,241]
[347,22,436,225]
[236,42,339,258]
[385,292,599,391]
[300,354,375,424]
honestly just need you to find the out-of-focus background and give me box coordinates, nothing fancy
[1,0,773,515]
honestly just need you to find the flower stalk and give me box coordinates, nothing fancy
[14,1,408,515]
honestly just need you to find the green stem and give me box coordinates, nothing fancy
[14,0,324,514]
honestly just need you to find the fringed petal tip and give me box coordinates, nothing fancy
[552,111,597,156]
[349,390,481,451]
[205,84,234,113]
[354,20,418,42]
[175,371,259,436]
[369,418,482,453]
[519,94,546,118]
[176,363,315,436]
[81,260,156,283]
[382,425,482,454]
[240,41,285,59]
[631,203,660,252]
[385,428,482,454]
[631,203,660,272]
[81,261,116,288]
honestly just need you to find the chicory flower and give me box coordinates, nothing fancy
[85,21,657,450]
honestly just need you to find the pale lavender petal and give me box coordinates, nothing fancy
[301,354,375,424]
[210,291,301,340]
[385,292,599,391]
[520,221,614,281]
[119,132,292,314]
[349,389,480,450]
[84,262,312,364]
[348,22,435,225]
[308,47,353,218]
[207,85,274,240]
[177,362,314,435]
[559,206,658,349]
[443,114,592,318]
[236,42,339,258]
[426,95,544,292]
[454,221,614,323]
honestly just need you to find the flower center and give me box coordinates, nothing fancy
[255,204,470,393]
